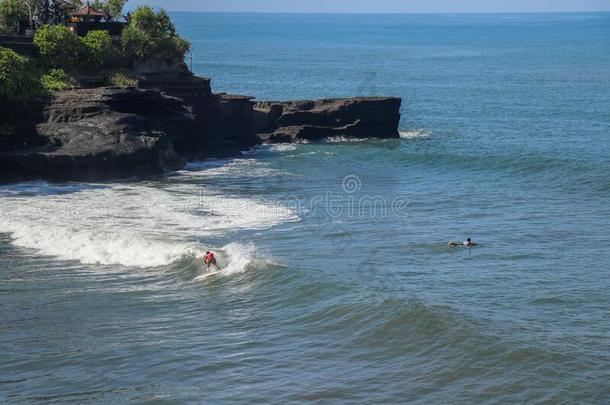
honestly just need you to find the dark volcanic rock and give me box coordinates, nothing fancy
[0,87,190,181]
[254,97,401,142]
[139,71,260,155]
[0,73,402,182]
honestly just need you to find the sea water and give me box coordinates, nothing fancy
[1,13,609,403]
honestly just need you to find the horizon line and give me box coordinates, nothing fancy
[158,10,610,15]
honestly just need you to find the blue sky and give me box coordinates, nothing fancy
[133,0,610,13]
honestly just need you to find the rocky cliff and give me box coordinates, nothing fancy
[0,72,401,182]
[253,97,402,142]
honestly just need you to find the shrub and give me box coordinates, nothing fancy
[40,68,72,91]
[0,46,42,102]
[107,71,138,87]
[34,25,86,70]
[82,30,114,70]
[121,6,190,64]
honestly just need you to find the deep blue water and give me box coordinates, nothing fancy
[1,12,610,403]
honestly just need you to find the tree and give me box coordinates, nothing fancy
[104,0,126,21]
[50,0,80,25]
[22,0,43,29]
[92,0,127,21]
[38,0,50,25]
[156,9,175,36]
[0,0,27,33]
[121,6,190,64]
[129,5,157,33]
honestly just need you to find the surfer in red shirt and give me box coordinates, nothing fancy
[204,251,218,270]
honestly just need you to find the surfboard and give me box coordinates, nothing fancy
[448,242,477,248]
[195,270,222,280]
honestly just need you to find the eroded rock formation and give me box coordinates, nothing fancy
[253,97,402,143]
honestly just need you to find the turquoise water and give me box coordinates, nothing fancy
[1,12,610,403]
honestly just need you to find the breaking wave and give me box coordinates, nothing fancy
[399,129,432,139]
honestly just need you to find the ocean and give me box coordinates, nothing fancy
[1,12,610,403]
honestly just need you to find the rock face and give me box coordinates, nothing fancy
[253,97,401,143]
[139,71,260,154]
[0,87,190,181]
[0,72,402,182]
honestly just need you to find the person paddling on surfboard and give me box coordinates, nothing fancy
[448,238,477,247]
[204,251,218,270]
[463,238,476,247]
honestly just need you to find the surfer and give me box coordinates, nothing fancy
[204,251,218,270]
[448,238,477,247]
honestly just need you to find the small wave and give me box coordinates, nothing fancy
[298,299,465,345]
[399,129,432,139]
[184,158,288,178]
[530,297,568,305]
[243,144,299,155]
[399,149,587,176]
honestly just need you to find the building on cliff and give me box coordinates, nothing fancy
[65,3,125,37]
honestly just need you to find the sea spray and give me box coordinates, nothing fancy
[220,242,261,275]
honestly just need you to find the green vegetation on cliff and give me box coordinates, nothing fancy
[40,68,72,91]
[0,46,41,102]
[33,6,190,71]
[0,3,190,103]
[0,46,74,103]
[121,6,190,63]
[34,25,87,70]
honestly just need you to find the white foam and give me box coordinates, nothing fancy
[184,158,288,178]
[0,218,192,267]
[222,241,267,274]
[0,173,297,268]
[268,144,298,152]
[399,129,432,139]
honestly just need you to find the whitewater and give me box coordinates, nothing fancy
[0,158,297,270]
